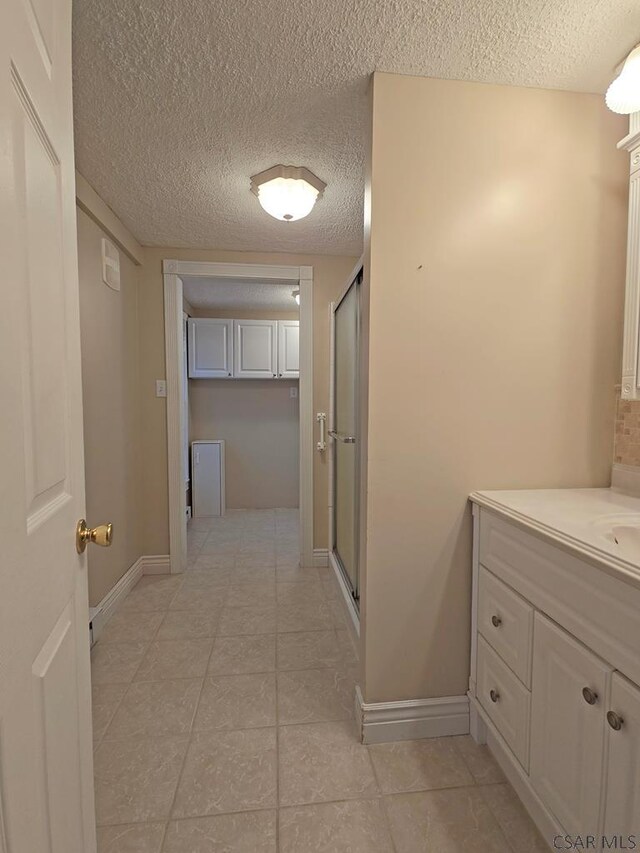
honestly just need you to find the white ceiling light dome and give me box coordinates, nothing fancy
[250,165,326,222]
[606,44,640,114]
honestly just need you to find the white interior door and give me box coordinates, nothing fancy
[0,0,97,851]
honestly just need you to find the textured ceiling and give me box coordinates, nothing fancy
[72,0,640,256]
[183,277,299,312]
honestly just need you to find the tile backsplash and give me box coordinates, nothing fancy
[614,393,640,467]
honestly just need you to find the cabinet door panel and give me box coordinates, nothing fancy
[278,320,299,378]
[603,672,640,839]
[188,319,233,378]
[234,320,277,378]
[530,613,610,838]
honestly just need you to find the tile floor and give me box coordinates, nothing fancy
[91,509,548,852]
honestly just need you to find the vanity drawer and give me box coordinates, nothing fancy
[477,634,531,771]
[478,566,533,686]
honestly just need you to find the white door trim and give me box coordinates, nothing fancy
[163,260,314,572]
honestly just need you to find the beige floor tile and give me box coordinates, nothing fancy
[169,586,228,612]
[278,721,378,806]
[384,787,510,852]
[277,600,334,633]
[279,799,394,853]
[104,678,202,739]
[368,737,474,794]
[156,609,221,640]
[226,583,276,606]
[194,673,276,731]
[199,540,237,556]
[190,555,236,572]
[121,576,184,611]
[480,783,550,852]
[99,610,164,645]
[231,566,277,583]
[276,566,320,582]
[451,735,506,785]
[217,602,277,636]
[92,683,127,743]
[277,668,353,724]
[276,631,341,670]
[163,810,276,852]
[235,555,276,568]
[96,822,166,853]
[91,642,148,685]
[135,639,213,681]
[94,736,188,825]
[208,634,276,675]
[172,728,277,818]
[276,582,326,605]
[335,627,360,664]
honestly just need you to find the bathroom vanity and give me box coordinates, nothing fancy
[469,487,640,848]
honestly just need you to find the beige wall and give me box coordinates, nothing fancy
[361,72,629,703]
[77,208,142,605]
[190,379,300,508]
[138,249,357,555]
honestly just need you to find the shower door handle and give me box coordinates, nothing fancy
[328,429,356,444]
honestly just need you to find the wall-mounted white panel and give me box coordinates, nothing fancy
[191,440,225,517]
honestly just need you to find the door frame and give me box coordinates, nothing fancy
[163,259,314,571]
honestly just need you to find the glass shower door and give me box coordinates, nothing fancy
[331,271,361,603]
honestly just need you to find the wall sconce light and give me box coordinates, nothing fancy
[250,165,326,221]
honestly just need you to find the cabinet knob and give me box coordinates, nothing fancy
[491,615,502,628]
[582,687,598,706]
[489,689,500,703]
[607,711,624,731]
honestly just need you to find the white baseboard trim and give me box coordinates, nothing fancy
[356,685,470,744]
[139,554,172,575]
[312,548,329,567]
[89,554,171,644]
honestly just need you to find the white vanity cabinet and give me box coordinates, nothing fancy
[603,673,640,840]
[187,318,233,378]
[469,502,640,848]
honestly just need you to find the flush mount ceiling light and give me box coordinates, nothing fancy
[606,43,640,114]
[292,288,300,306]
[250,165,326,222]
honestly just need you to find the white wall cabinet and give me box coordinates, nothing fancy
[277,320,300,378]
[186,317,299,379]
[469,505,640,846]
[234,319,278,378]
[188,318,233,378]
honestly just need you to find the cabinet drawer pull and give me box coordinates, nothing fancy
[607,711,624,731]
[582,687,598,706]
[489,689,500,703]
[491,615,502,628]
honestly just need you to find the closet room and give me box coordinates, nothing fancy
[182,276,300,538]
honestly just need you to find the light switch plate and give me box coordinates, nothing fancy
[289,386,298,399]
[156,379,167,397]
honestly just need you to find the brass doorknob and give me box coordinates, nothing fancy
[76,519,113,554]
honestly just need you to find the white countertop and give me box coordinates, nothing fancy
[470,487,640,589]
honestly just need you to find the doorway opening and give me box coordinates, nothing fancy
[163,261,314,572]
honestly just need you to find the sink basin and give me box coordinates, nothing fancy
[592,514,640,563]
